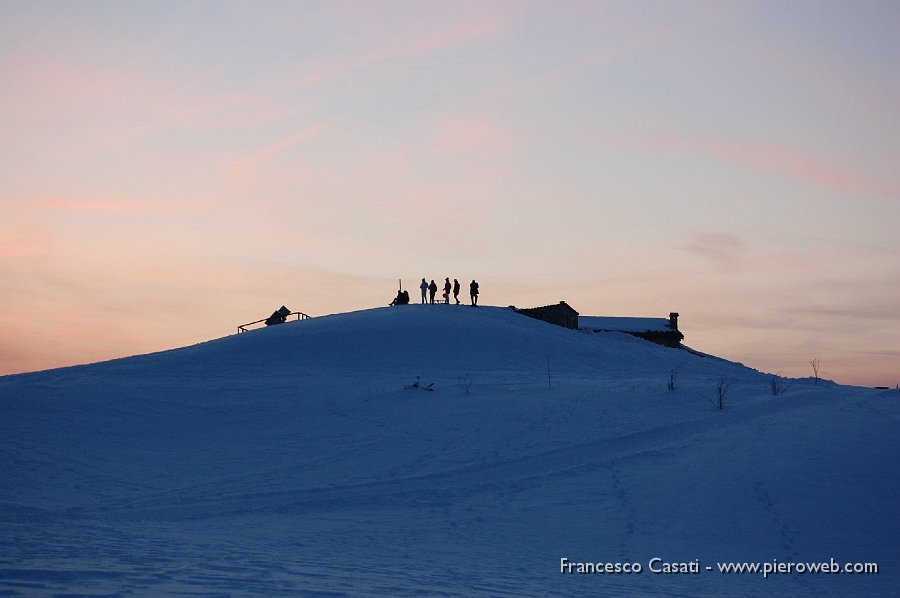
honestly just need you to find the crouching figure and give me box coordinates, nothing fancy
[390,290,410,306]
[265,305,291,326]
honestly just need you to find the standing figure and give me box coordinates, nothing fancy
[452,279,460,304]
[428,279,438,304]
[419,278,428,304]
[469,279,479,306]
[443,278,451,304]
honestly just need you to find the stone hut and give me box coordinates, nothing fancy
[516,301,579,330]
[579,312,684,347]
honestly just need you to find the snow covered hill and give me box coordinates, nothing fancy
[1,305,897,597]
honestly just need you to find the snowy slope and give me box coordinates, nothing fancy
[1,305,897,597]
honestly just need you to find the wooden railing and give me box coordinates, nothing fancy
[238,311,311,334]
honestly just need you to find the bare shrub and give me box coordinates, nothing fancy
[667,368,679,392]
[769,374,792,396]
[810,359,820,385]
[706,378,731,410]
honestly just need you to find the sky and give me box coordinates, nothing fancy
[1,0,898,387]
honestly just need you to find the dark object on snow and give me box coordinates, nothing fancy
[453,279,460,304]
[469,280,479,306]
[390,290,410,306]
[238,306,310,333]
[405,376,434,391]
[265,305,292,326]
[578,312,684,347]
[428,280,438,304]
[516,301,579,330]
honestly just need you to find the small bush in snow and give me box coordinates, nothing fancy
[708,378,730,410]
[667,368,678,392]
[769,375,792,396]
[810,359,820,385]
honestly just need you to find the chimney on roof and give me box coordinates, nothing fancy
[669,312,679,330]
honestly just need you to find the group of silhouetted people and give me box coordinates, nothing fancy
[390,277,479,307]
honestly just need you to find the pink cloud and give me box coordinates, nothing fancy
[531,28,679,91]
[748,46,898,122]
[2,52,155,123]
[35,197,187,214]
[366,10,509,64]
[0,254,398,376]
[227,120,334,184]
[379,189,492,230]
[271,3,511,91]
[426,114,520,154]
[158,90,308,131]
[600,130,899,200]
[477,15,702,107]
[0,219,55,260]
[4,51,311,162]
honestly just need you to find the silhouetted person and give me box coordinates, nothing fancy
[443,278,451,304]
[265,305,291,325]
[428,279,437,304]
[470,280,479,306]
[453,279,460,304]
[419,278,428,304]
[390,289,409,306]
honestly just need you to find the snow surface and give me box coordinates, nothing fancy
[1,304,897,597]
[579,316,673,333]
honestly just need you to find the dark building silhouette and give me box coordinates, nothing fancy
[580,312,684,347]
[516,301,579,330]
[516,301,684,348]
[265,305,292,326]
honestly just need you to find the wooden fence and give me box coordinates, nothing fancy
[238,311,311,334]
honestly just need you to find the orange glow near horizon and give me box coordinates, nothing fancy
[1,1,897,387]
